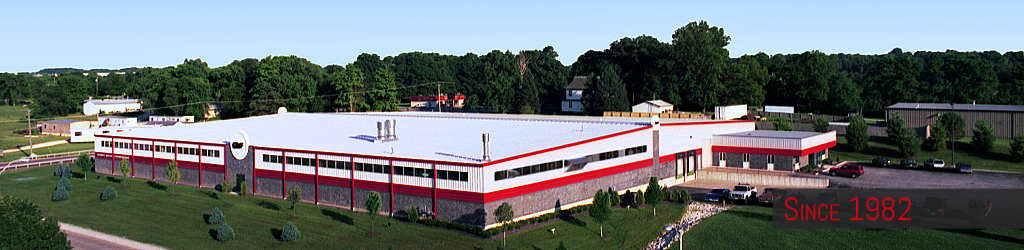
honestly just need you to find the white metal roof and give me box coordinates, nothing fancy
[716,130,822,139]
[85,99,140,105]
[105,112,713,164]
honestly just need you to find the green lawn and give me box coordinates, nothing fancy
[831,135,1024,172]
[1,166,687,250]
[1,142,94,162]
[0,105,92,151]
[667,206,1024,250]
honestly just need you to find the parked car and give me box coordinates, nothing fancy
[705,188,731,202]
[924,158,946,170]
[758,188,783,205]
[827,165,865,178]
[923,197,948,216]
[955,163,973,174]
[872,157,891,167]
[728,183,758,205]
[901,159,918,169]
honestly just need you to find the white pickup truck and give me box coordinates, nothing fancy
[728,183,757,204]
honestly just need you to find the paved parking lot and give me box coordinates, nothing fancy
[825,162,1024,189]
[672,162,1024,203]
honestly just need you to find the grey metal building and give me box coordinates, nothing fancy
[886,103,1024,139]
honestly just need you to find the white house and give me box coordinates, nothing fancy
[83,99,142,115]
[632,100,674,113]
[561,76,589,113]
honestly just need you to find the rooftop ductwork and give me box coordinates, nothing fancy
[375,119,399,143]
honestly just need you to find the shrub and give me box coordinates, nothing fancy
[661,185,671,202]
[100,186,118,201]
[280,222,300,242]
[1011,133,1024,162]
[846,114,869,151]
[57,176,72,191]
[671,189,680,203]
[622,190,634,207]
[607,188,620,207]
[972,118,996,153]
[239,181,247,195]
[407,205,419,223]
[209,207,225,224]
[54,164,71,177]
[217,223,235,242]
[896,128,922,157]
[813,116,830,133]
[679,188,691,204]
[636,189,645,206]
[772,117,792,131]
[54,165,62,176]
[52,187,69,202]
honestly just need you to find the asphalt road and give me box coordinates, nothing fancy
[825,162,1024,189]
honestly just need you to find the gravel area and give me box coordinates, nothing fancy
[827,162,1024,189]
[643,202,728,250]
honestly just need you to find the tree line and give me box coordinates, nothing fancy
[2,20,1023,119]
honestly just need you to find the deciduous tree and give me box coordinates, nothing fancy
[365,191,382,233]
[166,161,180,194]
[589,189,610,238]
[493,202,514,247]
[813,117,830,133]
[926,120,948,152]
[287,186,302,217]
[0,196,72,249]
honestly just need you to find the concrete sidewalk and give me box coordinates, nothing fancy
[60,223,168,250]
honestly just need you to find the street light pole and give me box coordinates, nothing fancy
[25,109,32,156]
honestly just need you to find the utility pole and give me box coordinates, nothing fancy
[950,103,955,165]
[437,82,441,112]
[25,109,32,156]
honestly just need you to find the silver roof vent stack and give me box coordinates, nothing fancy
[376,121,383,141]
[390,119,397,140]
[384,120,392,140]
[482,133,491,162]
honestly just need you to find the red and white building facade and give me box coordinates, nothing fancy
[93,112,834,228]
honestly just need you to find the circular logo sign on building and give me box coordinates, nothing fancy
[230,130,250,160]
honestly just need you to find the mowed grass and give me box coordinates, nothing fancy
[667,206,1024,249]
[831,135,1024,172]
[1,166,688,250]
[1,142,94,162]
[0,105,91,152]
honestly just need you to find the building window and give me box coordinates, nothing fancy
[767,155,775,163]
[718,152,725,161]
[743,154,749,162]
[74,131,82,136]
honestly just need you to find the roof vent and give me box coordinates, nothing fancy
[482,133,491,162]
[375,119,398,143]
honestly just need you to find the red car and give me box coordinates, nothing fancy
[757,188,782,205]
[827,165,864,178]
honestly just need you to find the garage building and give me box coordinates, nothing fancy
[887,103,1024,139]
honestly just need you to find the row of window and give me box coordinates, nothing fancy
[494,160,564,181]
[495,145,649,181]
[101,141,219,158]
[719,153,790,163]
[260,154,469,182]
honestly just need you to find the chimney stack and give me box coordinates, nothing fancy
[384,120,392,140]
[482,133,491,162]
[390,119,397,140]
[377,121,383,140]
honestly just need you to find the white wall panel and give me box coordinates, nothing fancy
[255,149,282,171]
[316,155,350,179]
[287,165,316,175]
[438,164,481,192]
[801,131,836,149]
[175,144,199,163]
[113,139,132,155]
[199,145,225,165]
[393,160,433,187]
[132,140,152,157]
[352,157,388,182]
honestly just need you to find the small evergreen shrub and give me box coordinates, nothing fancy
[671,189,681,203]
[100,186,118,201]
[679,188,691,204]
[217,223,235,242]
[407,205,419,223]
[62,165,72,178]
[52,186,69,201]
[280,222,300,242]
[636,189,646,206]
[209,207,225,224]
[54,165,62,176]
[607,188,620,207]
[57,176,72,191]
[239,181,247,195]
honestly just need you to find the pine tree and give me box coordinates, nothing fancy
[926,120,948,152]
[589,190,610,238]
[217,223,235,242]
[1011,133,1024,162]
[280,222,300,242]
[209,207,225,224]
[887,112,906,144]
[972,118,996,153]
[636,189,646,206]
[896,128,921,157]
[57,176,72,191]
[813,116,830,132]
[516,70,540,114]
[100,186,118,201]
[52,186,69,202]
[645,177,663,205]
[607,187,620,207]
[846,114,869,151]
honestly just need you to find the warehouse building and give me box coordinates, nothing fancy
[40,119,98,136]
[92,111,833,228]
[887,103,1024,139]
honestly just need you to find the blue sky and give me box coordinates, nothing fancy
[2,1,1021,73]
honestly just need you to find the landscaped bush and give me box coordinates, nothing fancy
[678,188,691,204]
[209,207,225,224]
[280,222,300,242]
[217,223,235,242]
[240,182,247,195]
[57,177,72,191]
[54,165,71,177]
[607,188,620,206]
[100,186,118,201]
[52,187,69,202]
[407,205,419,223]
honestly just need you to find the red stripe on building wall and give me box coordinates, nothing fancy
[482,158,654,203]
[353,179,390,192]
[254,169,282,179]
[712,140,836,157]
[175,161,200,169]
[438,189,485,203]
[318,176,351,187]
[285,172,316,183]
[393,183,433,197]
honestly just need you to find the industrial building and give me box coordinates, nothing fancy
[887,103,1024,139]
[40,120,98,136]
[92,111,834,228]
[83,98,142,115]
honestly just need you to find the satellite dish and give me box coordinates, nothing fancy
[230,131,250,160]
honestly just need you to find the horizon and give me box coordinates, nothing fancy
[3,1,1022,73]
